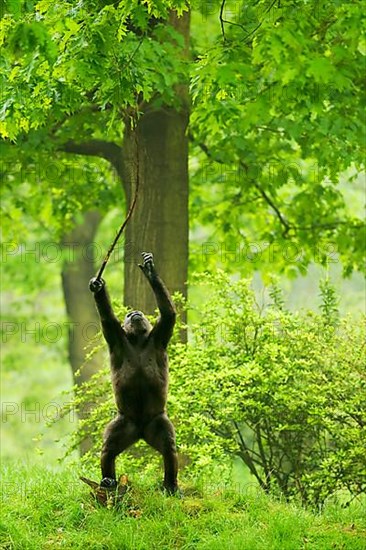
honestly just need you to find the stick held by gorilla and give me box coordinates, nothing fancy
[89,252,178,494]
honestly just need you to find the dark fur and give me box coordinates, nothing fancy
[90,254,178,492]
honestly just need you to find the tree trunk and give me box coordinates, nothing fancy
[121,13,190,318]
[61,210,103,454]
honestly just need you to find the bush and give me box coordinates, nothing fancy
[170,272,366,506]
[59,272,366,507]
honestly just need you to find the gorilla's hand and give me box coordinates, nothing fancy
[139,252,155,280]
[89,277,105,293]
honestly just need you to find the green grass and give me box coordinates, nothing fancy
[0,463,365,549]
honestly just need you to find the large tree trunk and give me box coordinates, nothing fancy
[121,13,190,316]
[61,210,103,454]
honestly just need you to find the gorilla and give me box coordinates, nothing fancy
[89,252,178,493]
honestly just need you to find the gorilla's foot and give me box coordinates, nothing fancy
[162,483,183,497]
[100,477,117,489]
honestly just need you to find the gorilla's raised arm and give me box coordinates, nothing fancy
[139,252,176,348]
[89,278,124,350]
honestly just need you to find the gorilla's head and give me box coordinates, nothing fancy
[123,310,152,337]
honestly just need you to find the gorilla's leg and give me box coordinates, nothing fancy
[101,415,139,486]
[143,413,178,493]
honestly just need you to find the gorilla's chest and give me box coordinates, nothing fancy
[112,341,167,390]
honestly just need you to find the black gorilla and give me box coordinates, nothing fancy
[89,252,178,493]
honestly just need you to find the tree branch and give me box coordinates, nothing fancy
[189,132,290,236]
[190,133,365,237]
[219,0,278,44]
[59,139,124,178]
[242,163,290,237]
[293,220,365,231]
[243,0,278,44]
[219,0,248,40]
[233,420,268,490]
[219,0,226,40]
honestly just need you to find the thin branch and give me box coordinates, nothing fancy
[189,133,290,236]
[236,158,290,236]
[233,420,267,489]
[219,0,249,40]
[190,133,365,237]
[95,117,140,281]
[244,0,278,44]
[219,0,226,40]
[219,0,278,44]
[234,422,263,462]
[122,35,145,71]
[247,174,290,236]
[293,221,365,231]
[189,135,217,162]
[255,424,271,488]
[256,125,284,134]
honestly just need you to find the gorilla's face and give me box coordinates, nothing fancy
[123,310,152,336]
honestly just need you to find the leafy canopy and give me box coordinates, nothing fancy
[1,0,188,140]
[1,0,188,237]
[0,1,365,274]
[190,0,365,276]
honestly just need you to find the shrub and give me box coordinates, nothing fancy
[170,272,366,506]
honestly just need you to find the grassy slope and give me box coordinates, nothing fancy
[0,464,365,550]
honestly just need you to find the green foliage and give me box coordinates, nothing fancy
[0,145,121,239]
[173,272,366,506]
[0,0,189,140]
[189,0,366,275]
[60,272,366,507]
[1,463,365,549]
[318,276,339,326]
[0,0,364,274]
[0,0,189,237]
